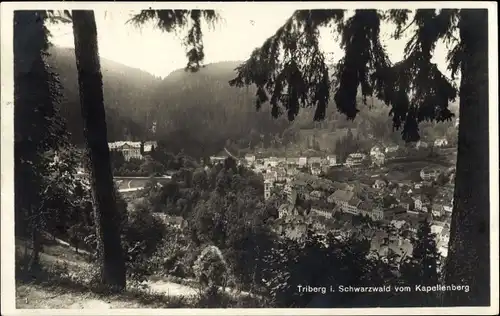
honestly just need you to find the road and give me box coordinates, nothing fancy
[113,177,171,192]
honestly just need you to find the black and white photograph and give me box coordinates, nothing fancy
[1,1,498,315]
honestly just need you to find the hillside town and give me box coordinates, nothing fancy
[103,138,455,262]
[207,139,455,261]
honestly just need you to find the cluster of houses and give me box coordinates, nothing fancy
[262,158,453,257]
[108,141,158,161]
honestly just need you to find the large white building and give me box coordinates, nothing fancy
[108,141,157,161]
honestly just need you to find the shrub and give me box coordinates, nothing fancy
[121,201,167,283]
[192,245,229,295]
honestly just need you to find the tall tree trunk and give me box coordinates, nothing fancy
[444,9,489,306]
[13,11,51,271]
[71,10,126,291]
[28,221,41,273]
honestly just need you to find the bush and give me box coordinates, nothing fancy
[148,230,194,278]
[193,245,229,295]
[121,202,167,283]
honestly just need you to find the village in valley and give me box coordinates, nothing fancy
[212,139,455,263]
[103,132,456,266]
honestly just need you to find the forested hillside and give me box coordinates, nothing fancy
[48,47,459,157]
[46,46,161,144]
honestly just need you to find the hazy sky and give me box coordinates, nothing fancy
[47,8,454,79]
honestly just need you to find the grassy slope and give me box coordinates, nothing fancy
[15,237,266,309]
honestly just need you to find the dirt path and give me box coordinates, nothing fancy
[145,280,198,297]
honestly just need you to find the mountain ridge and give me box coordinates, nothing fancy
[46,46,458,157]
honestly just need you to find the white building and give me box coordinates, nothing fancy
[434,138,449,147]
[327,190,359,214]
[265,157,279,167]
[264,179,273,200]
[420,167,440,181]
[245,154,256,164]
[298,157,308,167]
[327,155,337,166]
[210,156,227,165]
[276,168,287,182]
[264,170,278,182]
[370,146,383,156]
[416,140,429,149]
[371,152,386,167]
[385,145,399,154]
[310,163,322,176]
[143,141,157,152]
[373,179,387,190]
[311,208,332,218]
[345,153,367,168]
[308,157,322,166]
[443,205,453,214]
[109,141,143,161]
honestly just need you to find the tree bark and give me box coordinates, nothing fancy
[28,222,41,273]
[71,10,126,291]
[13,10,51,272]
[444,9,490,306]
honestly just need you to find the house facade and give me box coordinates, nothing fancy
[298,157,308,167]
[416,141,429,149]
[328,190,358,214]
[370,146,383,156]
[420,167,440,181]
[245,154,256,164]
[310,163,322,176]
[434,138,449,147]
[385,145,399,154]
[327,155,338,166]
[345,153,367,168]
[264,179,273,200]
[109,141,143,161]
[371,152,386,166]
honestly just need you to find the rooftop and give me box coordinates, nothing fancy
[329,189,355,202]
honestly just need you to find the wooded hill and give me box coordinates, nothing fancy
[47,46,459,158]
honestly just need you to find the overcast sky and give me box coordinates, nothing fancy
[46,8,454,79]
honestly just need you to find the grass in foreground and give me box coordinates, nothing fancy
[15,239,270,308]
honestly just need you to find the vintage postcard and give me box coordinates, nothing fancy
[1,1,498,315]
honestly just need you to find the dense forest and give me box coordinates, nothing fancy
[47,47,459,158]
[46,46,161,144]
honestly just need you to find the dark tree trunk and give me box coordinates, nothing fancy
[444,9,490,306]
[71,10,126,291]
[28,222,41,273]
[13,11,52,272]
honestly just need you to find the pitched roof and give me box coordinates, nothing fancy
[332,181,352,191]
[358,201,374,211]
[329,189,355,202]
[109,141,141,149]
[349,197,362,207]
